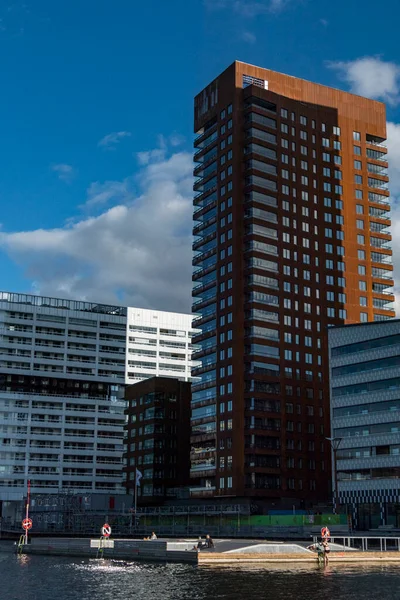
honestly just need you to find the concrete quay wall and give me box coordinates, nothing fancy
[19,538,197,563]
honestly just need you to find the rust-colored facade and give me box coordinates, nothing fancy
[190,61,394,508]
[123,377,191,505]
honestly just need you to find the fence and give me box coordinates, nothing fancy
[312,535,400,551]
[2,509,347,539]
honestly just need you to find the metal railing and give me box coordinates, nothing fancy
[312,535,400,552]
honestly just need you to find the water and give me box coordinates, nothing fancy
[2,545,400,600]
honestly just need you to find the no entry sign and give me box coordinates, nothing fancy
[321,526,330,540]
[101,523,112,538]
[22,518,33,531]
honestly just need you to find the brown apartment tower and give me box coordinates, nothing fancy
[190,61,395,509]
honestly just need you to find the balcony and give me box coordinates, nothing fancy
[372,267,393,280]
[192,346,217,363]
[192,294,216,312]
[192,231,216,252]
[193,215,217,237]
[191,458,215,470]
[366,148,388,163]
[369,192,390,205]
[368,177,389,191]
[192,311,216,327]
[193,162,213,180]
[370,221,390,234]
[190,447,216,459]
[244,97,277,114]
[0,326,33,336]
[193,188,217,209]
[192,246,217,266]
[192,278,216,297]
[192,372,216,394]
[193,160,218,182]
[370,237,392,251]
[372,286,394,296]
[373,300,395,312]
[194,145,218,168]
[189,486,216,498]
[194,183,218,206]
[245,400,281,413]
[193,137,218,162]
[194,124,218,149]
[244,423,281,432]
[190,432,216,444]
[193,200,217,223]
[245,483,281,491]
[191,413,216,427]
[371,252,393,265]
[368,163,388,176]
[194,179,218,202]
[192,362,216,378]
[366,135,387,149]
[190,468,216,478]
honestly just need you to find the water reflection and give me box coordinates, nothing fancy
[16,553,32,567]
[1,550,400,600]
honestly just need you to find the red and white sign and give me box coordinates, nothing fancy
[101,523,112,538]
[321,526,330,540]
[22,518,33,531]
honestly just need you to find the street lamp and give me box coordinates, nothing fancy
[326,437,342,514]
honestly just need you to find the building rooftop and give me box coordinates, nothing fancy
[0,290,127,317]
[328,318,399,332]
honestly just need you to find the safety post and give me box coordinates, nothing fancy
[21,484,33,549]
[24,480,31,545]
[17,535,25,555]
[97,523,112,558]
[97,536,105,559]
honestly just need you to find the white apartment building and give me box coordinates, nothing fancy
[126,307,195,384]
[0,291,195,508]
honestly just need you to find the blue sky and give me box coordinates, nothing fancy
[1,0,400,311]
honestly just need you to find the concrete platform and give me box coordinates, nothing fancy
[16,537,400,565]
[17,537,198,563]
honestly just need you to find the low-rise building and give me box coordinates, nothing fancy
[329,320,400,530]
[124,377,191,503]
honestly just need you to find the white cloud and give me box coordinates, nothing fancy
[241,31,257,44]
[319,18,328,27]
[169,133,186,147]
[328,57,400,106]
[204,0,291,16]
[51,163,75,183]
[137,148,165,166]
[0,148,193,313]
[98,131,132,150]
[84,180,131,208]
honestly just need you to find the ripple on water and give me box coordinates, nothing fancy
[1,551,400,600]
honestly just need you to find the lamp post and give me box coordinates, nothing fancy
[326,437,342,514]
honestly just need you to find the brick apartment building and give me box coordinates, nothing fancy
[190,61,394,508]
[124,377,191,504]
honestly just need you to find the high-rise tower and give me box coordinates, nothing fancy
[190,61,394,507]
